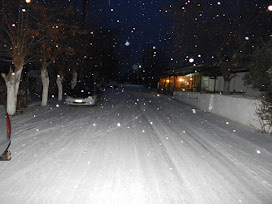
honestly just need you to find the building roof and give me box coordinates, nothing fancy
[163,64,204,77]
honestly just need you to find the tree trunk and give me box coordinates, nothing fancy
[41,68,49,106]
[56,74,64,101]
[223,79,231,95]
[71,71,78,89]
[1,66,23,115]
[220,62,232,95]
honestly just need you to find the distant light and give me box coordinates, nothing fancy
[179,78,184,82]
[268,5,272,11]
[125,41,130,46]
[26,0,31,3]
[217,2,221,5]
[245,36,249,40]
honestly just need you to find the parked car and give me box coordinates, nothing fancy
[0,105,11,161]
[65,81,102,106]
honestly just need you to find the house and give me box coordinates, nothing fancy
[158,64,261,98]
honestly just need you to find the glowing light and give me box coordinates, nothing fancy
[189,58,194,63]
[125,41,130,46]
[166,79,170,83]
[25,0,31,3]
[268,5,272,11]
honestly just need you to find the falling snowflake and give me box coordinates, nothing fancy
[189,58,194,63]
[117,123,121,127]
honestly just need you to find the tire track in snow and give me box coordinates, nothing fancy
[142,92,272,203]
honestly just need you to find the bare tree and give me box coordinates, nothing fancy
[169,0,271,94]
[0,0,40,115]
[35,1,78,105]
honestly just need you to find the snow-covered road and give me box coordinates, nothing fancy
[1,85,272,204]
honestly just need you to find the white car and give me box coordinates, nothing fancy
[65,82,102,106]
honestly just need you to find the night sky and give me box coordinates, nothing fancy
[86,0,175,68]
[73,0,272,73]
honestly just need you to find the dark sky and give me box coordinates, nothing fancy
[92,0,175,68]
[76,0,272,72]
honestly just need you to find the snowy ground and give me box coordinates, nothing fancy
[1,84,272,204]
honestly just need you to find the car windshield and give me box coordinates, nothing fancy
[69,82,99,98]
